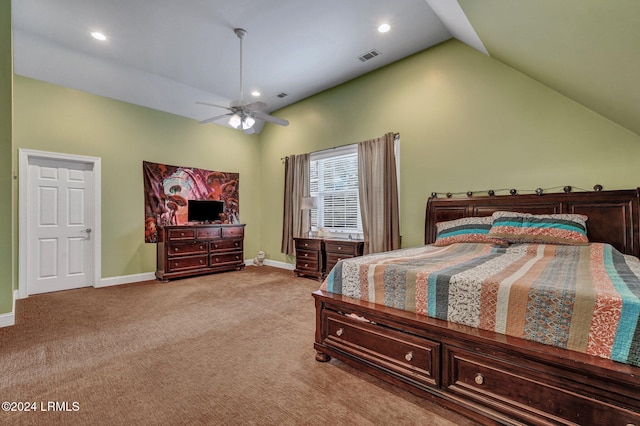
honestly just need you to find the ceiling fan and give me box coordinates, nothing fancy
[197,28,289,133]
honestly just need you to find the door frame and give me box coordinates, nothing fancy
[18,149,102,298]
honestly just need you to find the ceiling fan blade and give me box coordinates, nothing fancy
[244,101,268,112]
[196,101,233,112]
[198,112,232,125]
[252,111,289,127]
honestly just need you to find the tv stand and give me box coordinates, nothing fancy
[156,224,245,281]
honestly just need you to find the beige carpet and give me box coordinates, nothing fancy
[0,266,478,425]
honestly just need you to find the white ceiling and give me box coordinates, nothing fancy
[11,0,484,132]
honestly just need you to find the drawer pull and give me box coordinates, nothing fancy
[404,351,414,362]
[337,246,342,250]
[174,247,179,252]
[474,373,484,385]
[214,244,218,249]
[200,259,204,264]
[180,232,185,236]
[304,253,309,257]
[215,258,219,262]
[304,263,309,267]
[336,328,344,337]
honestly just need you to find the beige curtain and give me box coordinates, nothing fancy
[281,154,310,255]
[358,132,400,254]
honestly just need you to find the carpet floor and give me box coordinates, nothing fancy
[0,266,479,425]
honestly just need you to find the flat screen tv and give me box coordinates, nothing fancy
[187,200,224,223]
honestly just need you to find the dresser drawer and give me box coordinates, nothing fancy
[210,252,243,266]
[326,253,353,273]
[443,346,640,425]
[325,241,358,255]
[166,255,208,272]
[222,226,244,239]
[167,242,207,257]
[196,226,221,240]
[296,248,320,263]
[322,311,439,388]
[296,238,322,251]
[167,228,196,241]
[211,239,242,251]
[296,258,320,272]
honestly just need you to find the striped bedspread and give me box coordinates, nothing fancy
[321,243,640,367]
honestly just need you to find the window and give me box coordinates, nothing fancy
[309,145,362,238]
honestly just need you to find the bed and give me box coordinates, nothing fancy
[313,188,640,425]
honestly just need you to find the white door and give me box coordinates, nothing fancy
[23,154,97,295]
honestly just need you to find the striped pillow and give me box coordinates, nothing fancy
[488,211,589,245]
[433,216,508,246]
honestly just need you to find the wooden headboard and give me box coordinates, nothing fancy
[425,188,640,258]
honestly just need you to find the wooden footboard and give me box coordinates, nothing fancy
[314,290,640,426]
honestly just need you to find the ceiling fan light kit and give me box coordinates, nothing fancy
[198,28,289,133]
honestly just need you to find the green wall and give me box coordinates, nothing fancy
[259,39,640,263]
[13,76,262,279]
[0,0,12,314]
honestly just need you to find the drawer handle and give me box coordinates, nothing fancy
[304,243,308,247]
[200,245,204,250]
[214,244,218,249]
[404,351,414,362]
[174,247,179,252]
[338,246,342,250]
[200,259,204,264]
[235,256,239,260]
[336,328,344,337]
[235,242,239,247]
[180,232,185,236]
[174,262,178,267]
[215,258,219,262]
[474,373,484,385]
[304,263,309,267]
[304,253,309,257]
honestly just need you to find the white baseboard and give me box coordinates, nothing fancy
[96,272,157,288]
[262,259,295,270]
[0,290,18,328]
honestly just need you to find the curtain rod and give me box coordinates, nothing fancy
[280,132,399,161]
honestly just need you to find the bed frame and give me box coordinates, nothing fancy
[313,188,640,425]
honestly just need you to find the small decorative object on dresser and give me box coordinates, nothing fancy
[294,237,363,281]
[156,223,245,281]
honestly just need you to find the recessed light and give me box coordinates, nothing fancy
[251,91,261,97]
[91,32,107,41]
[378,23,391,33]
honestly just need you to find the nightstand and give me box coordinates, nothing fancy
[293,237,325,281]
[293,237,364,281]
[324,238,364,273]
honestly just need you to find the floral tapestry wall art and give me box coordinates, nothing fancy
[143,161,239,243]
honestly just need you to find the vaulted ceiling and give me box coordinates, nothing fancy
[11,0,640,136]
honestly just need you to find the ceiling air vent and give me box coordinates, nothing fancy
[358,49,381,62]
[277,92,288,98]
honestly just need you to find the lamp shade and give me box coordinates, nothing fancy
[301,197,317,210]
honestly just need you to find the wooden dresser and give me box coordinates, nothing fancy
[156,224,245,281]
[294,237,364,281]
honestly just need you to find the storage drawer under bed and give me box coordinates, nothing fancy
[321,310,440,388]
[443,345,640,425]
